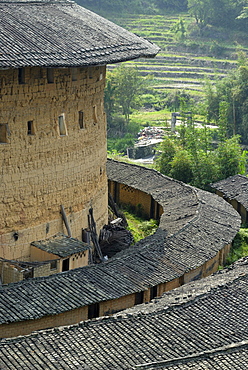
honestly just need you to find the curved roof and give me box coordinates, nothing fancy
[1,257,248,369]
[212,174,248,210]
[0,160,240,325]
[0,0,159,68]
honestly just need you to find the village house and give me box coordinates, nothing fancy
[212,174,248,224]
[1,256,248,369]
[0,0,243,342]
[0,160,240,338]
[0,0,159,283]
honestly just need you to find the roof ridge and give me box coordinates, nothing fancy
[134,340,248,368]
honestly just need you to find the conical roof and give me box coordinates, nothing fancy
[0,0,160,68]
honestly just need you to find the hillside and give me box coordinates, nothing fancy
[107,13,246,99]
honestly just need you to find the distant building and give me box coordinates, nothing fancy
[212,174,248,223]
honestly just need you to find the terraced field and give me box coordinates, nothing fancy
[108,14,239,99]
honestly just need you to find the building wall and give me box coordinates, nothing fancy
[30,246,89,271]
[109,180,163,220]
[215,190,247,224]
[1,240,229,337]
[0,261,24,285]
[0,66,108,260]
[0,175,237,338]
[100,293,136,316]
[0,306,88,339]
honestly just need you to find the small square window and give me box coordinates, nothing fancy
[47,68,54,83]
[50,260,57,270]
[0,124,8,143]
[58,114,67,136]
[79,111,84,129]
[27,121,34,135]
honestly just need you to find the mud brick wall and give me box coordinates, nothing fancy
[0,66,108,260]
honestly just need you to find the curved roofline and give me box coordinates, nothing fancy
[0,161,240,325]
[0,0,160,68]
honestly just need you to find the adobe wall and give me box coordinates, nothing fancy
[108,180,163,220]
[0,66,108,260]
[0,306,88,339]
[215,190,247,223]
[0,240,230,338]
[0,171,237,338]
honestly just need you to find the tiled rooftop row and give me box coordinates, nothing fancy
[0,0,159,68]
[31,233,90,258]
[135,345,248,369]
[0,161,240,325]
[212,174,248,210]
[1,258,248,369]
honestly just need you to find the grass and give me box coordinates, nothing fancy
[123,209,158,243]
[225,227,248,265]
[130,109,171,126]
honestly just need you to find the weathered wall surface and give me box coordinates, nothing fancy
[0,305,88,339]
[0,66,108,260]
[109,180,163,220]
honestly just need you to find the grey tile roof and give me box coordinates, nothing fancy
[0,161,240,325]
[31,233,90,258]
[212,174,248,210]
[0,0,159,68]
[0,258,248,369]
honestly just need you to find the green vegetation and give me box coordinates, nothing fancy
[123,209,158,243]
[155,128,246,190]
[77,0,188,14]
[82,1,248,241]
[225,227,248,265]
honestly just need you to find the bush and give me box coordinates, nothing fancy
[169,150,193,183]
[209,41,225,57]
[226,228,248,265]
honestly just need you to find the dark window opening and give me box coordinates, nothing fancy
[88,303,99,319]
[135,291,144,305]
[79,111,84,129]
[93,106,97,124]
[0,124,8,143]
[113,181,119,203]
[82,228,90,244]
[58,115,67,136]
[18,68,25,84]
[13,232,19,241]
[237,202,241,214]
[150,286,158,300]
[47,68,54,83]
[150,197,155,219]
[179,275,184,286]
[50,260,57,270]
[71,67,77,81]
[24,268,34,280]
[62,258,69,272]
[27,121,34,135]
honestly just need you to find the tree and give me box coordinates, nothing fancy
[169,150,193,183]
[110,64,145,124]
[217,136,245,179]
[104,78,116,126]
[155,135,178,175]
[188,0,212,30]
[170,18,187,40]
[203,63,248,145]
[188,0,246,30]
